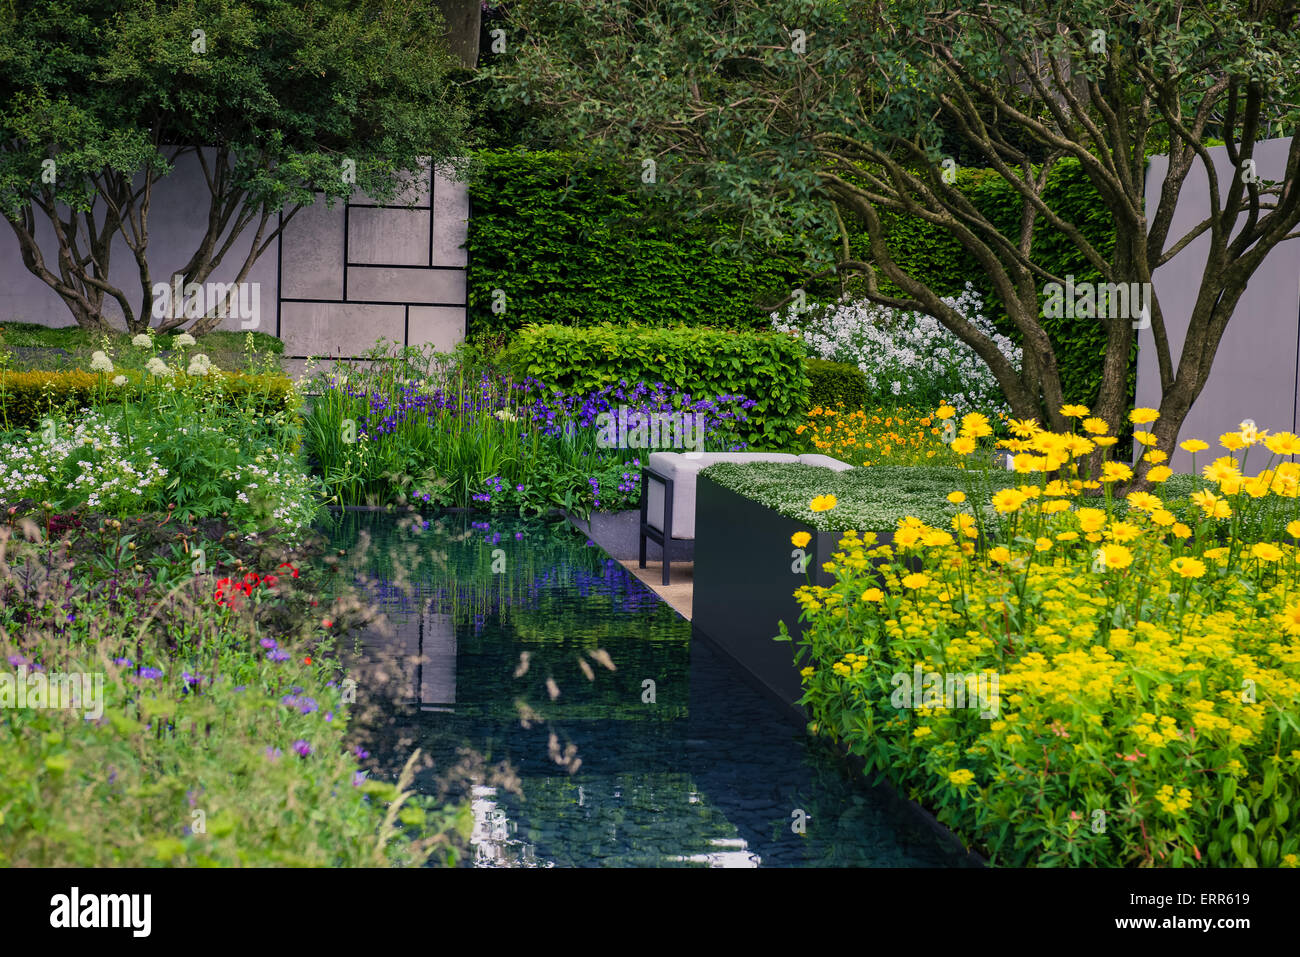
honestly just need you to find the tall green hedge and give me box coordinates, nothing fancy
[502,323,809,449]
[468,150,1132,410]
[465,150,831,336]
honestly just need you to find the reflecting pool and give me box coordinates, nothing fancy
[323,510,976,868]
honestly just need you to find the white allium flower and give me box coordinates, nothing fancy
[145,357,172,377]
[112,375,128,387]
[90,351,114,373]
[131,334,152,348]
[187,353,212,376]
[174,333,196,347]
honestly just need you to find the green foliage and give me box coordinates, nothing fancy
[848,160,1133,411]
[0,516,466,867]
[466,150,830,336]
[806,358,869,412]
[0,0,470,330]
[503,323,810,448]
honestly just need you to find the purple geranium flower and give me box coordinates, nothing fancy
[268,649,290,662]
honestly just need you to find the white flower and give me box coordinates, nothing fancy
[186,353,212,377]
[112,375,128,387]
[145,357,172,377]
[89,351,114,373]
[494,409,518,423]
[173,333,196,347]
[131,334,152,348]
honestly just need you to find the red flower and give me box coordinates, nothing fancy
[263,574,280,588]
[278,562,299,579]
[304,656,312,665]
[321,619,332,629]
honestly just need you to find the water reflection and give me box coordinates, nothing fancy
[323,510,977,868]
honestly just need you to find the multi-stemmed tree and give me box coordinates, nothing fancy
[488,0,1300,456]
[0,0,468,334]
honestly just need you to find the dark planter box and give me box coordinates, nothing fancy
[692,474,897,722]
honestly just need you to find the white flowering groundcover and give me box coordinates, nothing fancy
[771,284,1021,416]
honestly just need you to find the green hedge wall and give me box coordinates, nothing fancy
[502,323,809,449]
[465,150,830,336]
[468,150,1131,411]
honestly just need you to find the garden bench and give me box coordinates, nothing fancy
[639,451,853,584]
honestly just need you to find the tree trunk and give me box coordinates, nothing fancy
[434,0,481,69]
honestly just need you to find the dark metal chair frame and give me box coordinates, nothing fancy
[638,465,676,585]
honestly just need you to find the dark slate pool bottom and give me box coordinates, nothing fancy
[324,511,977,868]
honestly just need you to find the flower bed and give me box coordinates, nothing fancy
[789,406,1300,867]
[0,508,469,866]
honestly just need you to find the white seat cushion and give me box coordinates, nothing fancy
[644,451,801,539]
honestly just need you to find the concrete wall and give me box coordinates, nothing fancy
[0,150,467,357]
[1140,137,1300,471]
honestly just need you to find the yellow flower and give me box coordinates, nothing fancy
[791,531,812,548]
[947,490,966,504]
[1034,537,1053,552]
[1129,408,1160,424]
[809,494,838,513]
[1288,519,1300,539]
[1172,522,1192,539]
[987,546,1012,564]
[1081,417,1110,435]
[936,404,956,419]
[1146,465,1173,483]
[1148,509,1176,527]
[1251,542,1283,562]
[1008,418,1040,438]
[1060,404,1090,418]
[913,726,933,738]
[922,530,954,548]
[1055,531,1079,542]
[1169,556,1206,578]
[1143,449,1168,464]
[1106,521,1141,543]
[1265,431,1300,456]
[1100,461,1133,483]
[992,488,1027,513]
[960,412,993,439]
[1132,430,1158,446]
[1094,436,1119,447]
[1180,438,1210,453]
[1203,457,1241,484]
[901,572,931,589]
[1125,491,1162,512]
[1099,543,1133,569]
[1076,507,1107,533]
[861,587,885,602]
[947,769,975,786]
[951,436,976,455]
[1220,431,1246,452]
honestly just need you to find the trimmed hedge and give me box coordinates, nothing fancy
[466,150,1131,411]
[501,323,809,449]
[465,150,832,336]
[0,369,297,430]
[807,358,869,411]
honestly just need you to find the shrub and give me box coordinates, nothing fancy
[502,323,809,449]
[772,284,1018,416]
[806,358,869,411]
[0,368,295,431]
[788,408,1300,867]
